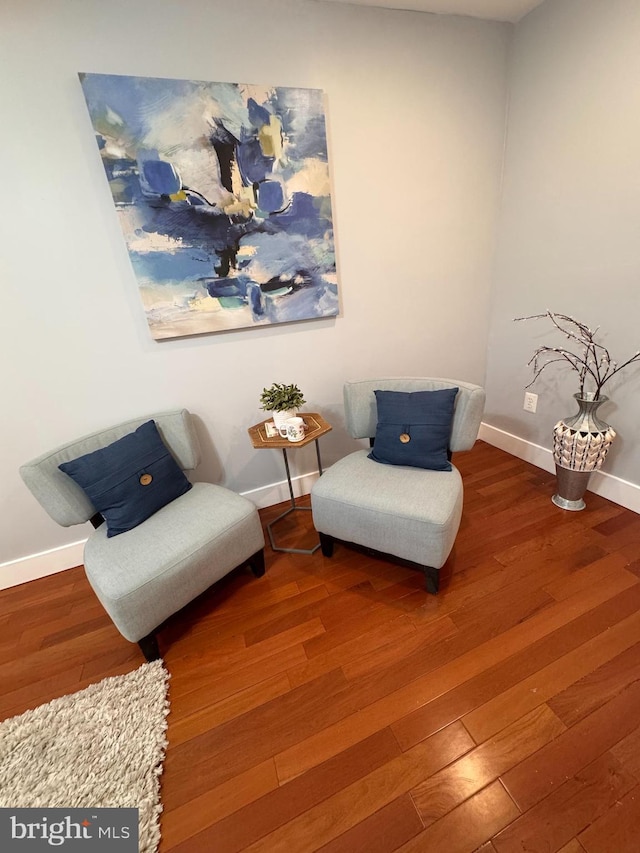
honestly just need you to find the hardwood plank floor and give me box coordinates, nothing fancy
[2,440,640,851]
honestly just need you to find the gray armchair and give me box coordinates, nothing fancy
[311,378,485,593]
[20,410,265,660]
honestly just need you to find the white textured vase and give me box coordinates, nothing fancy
[552,393,616,511]
[272,408,298,429]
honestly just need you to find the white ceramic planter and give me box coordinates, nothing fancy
[272,409,298,429]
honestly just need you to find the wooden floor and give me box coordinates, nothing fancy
[2,440,640,851]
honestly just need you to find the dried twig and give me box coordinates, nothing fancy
[515,311,640,399]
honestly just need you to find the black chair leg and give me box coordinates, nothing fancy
[319,532,334,558]
[424,566,440,595]
[249,548,266,577]
[138,632,161,661]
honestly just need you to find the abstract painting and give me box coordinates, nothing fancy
[79,73,338,339]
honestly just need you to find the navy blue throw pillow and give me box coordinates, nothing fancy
[368,388,459,471]
[59,420,192,537]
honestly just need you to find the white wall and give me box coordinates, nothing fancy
[0,0,509,571]
[485,0,640,488]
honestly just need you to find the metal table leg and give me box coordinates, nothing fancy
[266,441,322,555]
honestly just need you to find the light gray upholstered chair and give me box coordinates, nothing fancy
[20,410,266,660]
[311,378,485,594]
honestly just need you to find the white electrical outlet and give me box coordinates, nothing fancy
[524,391,538,413]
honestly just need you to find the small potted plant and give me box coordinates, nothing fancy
[260,382,306,428]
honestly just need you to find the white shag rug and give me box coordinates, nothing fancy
[0,660,170,853]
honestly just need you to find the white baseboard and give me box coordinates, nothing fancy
[239,469,320,509]
[1,540,87,591]
[0,470,321,591]
[479,422,640,514]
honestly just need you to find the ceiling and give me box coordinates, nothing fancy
[315,0,546,23]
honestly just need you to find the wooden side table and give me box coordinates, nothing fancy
[247,413,332,554]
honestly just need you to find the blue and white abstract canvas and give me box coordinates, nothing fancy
[79,73,338,339]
